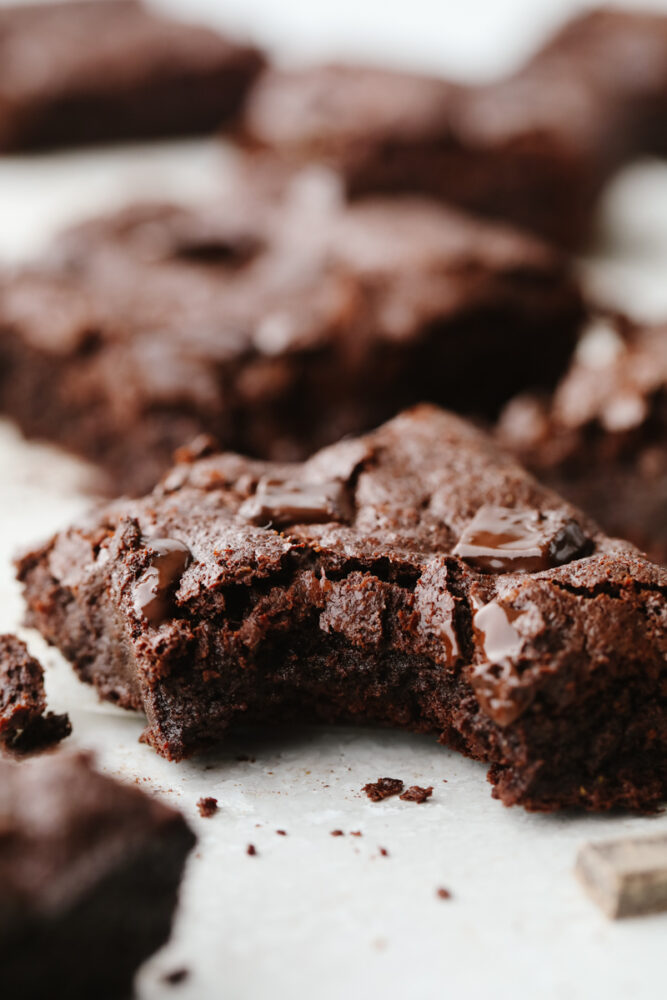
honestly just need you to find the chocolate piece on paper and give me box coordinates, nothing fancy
[576,835,667,918]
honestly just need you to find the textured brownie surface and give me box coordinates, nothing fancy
[0,633,71,753]
[0,168,582,495]
[18,405,667,812]
[498,317,667,566]
[0,751,195,999]
[0,0,264,151]
[242,9,667,246]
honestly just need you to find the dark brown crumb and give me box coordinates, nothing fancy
[276,829,287,836]
[196,796,218,818]
[163,967,190,985]
[0,635,71,755]
[350,831,362,837]
[246,844,257,856]
[436,888,452,900]
[379,847,389,857]
[330,829,344,836]
[399,785,434,804]
[363,778,404,802]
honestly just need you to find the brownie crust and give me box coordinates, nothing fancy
[17,406,667,813]
[0,0,265,151]
[0,168,582,495]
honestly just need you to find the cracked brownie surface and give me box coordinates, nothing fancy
[0,168,581,495]
[17,406,667,812]
[0,0,265,151]
[0,751,195,999]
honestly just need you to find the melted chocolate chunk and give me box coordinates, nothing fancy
[239,476,350,527]
[133,538,191,626]
[453,505,589,573]
[473,600,524,662]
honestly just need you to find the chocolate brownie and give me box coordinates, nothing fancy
[17,405,667,812]
[0,0,264,151]
[0,751,195,999]
[0,168,582,495]
[498,316,667,566]
[0,633,71,754]
[241,9,667,247]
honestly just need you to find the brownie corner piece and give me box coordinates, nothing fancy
[18,404,667,812]
[0,0,265,151]
[497,315,667,566]
[0,632,71,754]
[0,751,195,999]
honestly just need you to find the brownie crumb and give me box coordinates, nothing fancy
[163,967,190,986]
[330,829,344,837]
[400,785,434,804]
[363,778,404,802]
[196,796,218,818]
[0,635,71,755]
[379,847,389,857]
[350,831,362,837]
[436,888,452,900]
[276,829,287,836]
[246,844,257,856]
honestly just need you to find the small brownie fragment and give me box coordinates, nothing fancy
[0,0,265,152]
[330,829,344,836]
[399,785,433,804]
[0,752,195,1000]
[196,796,218,818]
[379,847,389,857]
[436,888,452,900]
[17,405,667,812]
[246,844,257,856]
[498,316,667,566]
[576,834,667,919]
[363,778,404,803]
[0,634,71,754]
[0,164,582,495]
[242,10,667,247]
[164,967,190,986]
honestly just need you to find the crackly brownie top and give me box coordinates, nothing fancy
[0,167,566,381]
[242,62,457,157]
[0,752,190,920]
[41,406,666,729]
[498,316,667,461]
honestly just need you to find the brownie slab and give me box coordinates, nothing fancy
[498,316,667,566]
[0,0,264,151]
[241,9,667,247]
[0,633,71,753]
[0,167,582,495]
[0,751,195,999]
[17,405,667,812]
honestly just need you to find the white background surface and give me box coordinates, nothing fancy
[2,2,667,998]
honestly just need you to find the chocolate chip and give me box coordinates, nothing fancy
[453,505,590,573]
[133,538,191,625]
[239,476,350,527]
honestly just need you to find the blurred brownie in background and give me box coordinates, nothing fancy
[0,0,265,151]
[498,316,667,565]
[242,9,667,247]
[0,752,195,999]
[0,166,583,495]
